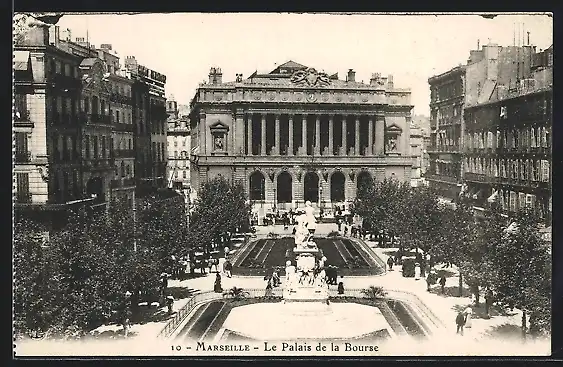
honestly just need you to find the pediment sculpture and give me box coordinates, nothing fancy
[290,68,331,87]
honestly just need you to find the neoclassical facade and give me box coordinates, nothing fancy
[189,61,414,216]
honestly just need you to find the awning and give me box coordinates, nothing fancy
[14,51,30,71]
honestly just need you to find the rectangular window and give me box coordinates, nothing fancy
[14,94,27,119]
[16,172,30,202]
[93,136,99,158]
[509,191,517,212]
[518,193,526,211]
[101,136,106,158]
[15,132,28,156]
[85,135,91,159]
[541,160,550,182]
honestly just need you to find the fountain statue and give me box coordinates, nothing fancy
[283,201,328,302]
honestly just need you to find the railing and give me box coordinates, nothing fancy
[110,92,133,105]
[463,172,500,184]
[114,123,134,132]
[157,287,445,339]
[114,149,135,158]
[424,174,459,184]
[14,151,31,163]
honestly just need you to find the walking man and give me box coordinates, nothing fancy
[456,310,467,335]
[224,260,233,278]
[387,256,394,271]
[439,274,447,294]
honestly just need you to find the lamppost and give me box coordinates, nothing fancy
[318,184,323,210]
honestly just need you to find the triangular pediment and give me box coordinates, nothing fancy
[270,60,308,74]
[386,123,402,134]
[209,121,229,131]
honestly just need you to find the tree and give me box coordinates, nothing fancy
[492,208,551,339]
[400,185,442,256]
[355,177,410,245]
[189,177,252,255]
[13,220,62,338]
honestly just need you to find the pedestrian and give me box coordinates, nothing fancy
[272,268,280,287]
[439,274,446,294]
[387,256,394,271]
[484,288,494,318]
[456,310,467,335]
[414,263,421,280]
[343,225,348,236]
[224,260,233,278]
[214,273,222,293]
[265,277,273,297]
[337,277,345,295]
[166,295,174,315]
[426,273,432,291]
[464,306,473,328]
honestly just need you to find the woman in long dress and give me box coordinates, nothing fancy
[414,263,421,280]
[464,306,473,328]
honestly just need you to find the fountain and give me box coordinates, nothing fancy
[218,201,396,341]
[283,201,329,304]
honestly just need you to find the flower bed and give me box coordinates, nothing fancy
[233,237,384,276]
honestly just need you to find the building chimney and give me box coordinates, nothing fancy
[387,74,394,89]
[347,69,356,82]
[209,67,223,84]
[369,73,378,85]
[48,25,60,47]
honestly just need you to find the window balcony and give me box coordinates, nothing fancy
[114,149,135,158]
[15,151,31,163]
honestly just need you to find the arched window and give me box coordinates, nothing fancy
[277,171,292,203]
[330,171,346,202]
[249,171,265,201]
[303,171,319,203]
[357,171,373,197]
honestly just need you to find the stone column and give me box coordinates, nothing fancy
[315,114,321,155]
[355,116,360,156]
[368,116,374,156]
[375,114,385,155]
[235,111,244,155]
[302,114,307,156]
[247,113,253,155]
[200,112,207,155]
[288,114,294,156]
[261,114,267,155]
[341,115,347,156]
[275,113,280,155]
[328,114,334,156]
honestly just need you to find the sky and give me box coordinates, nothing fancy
[56,13,552,116]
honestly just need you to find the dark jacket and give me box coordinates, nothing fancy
[456,312,466,325]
